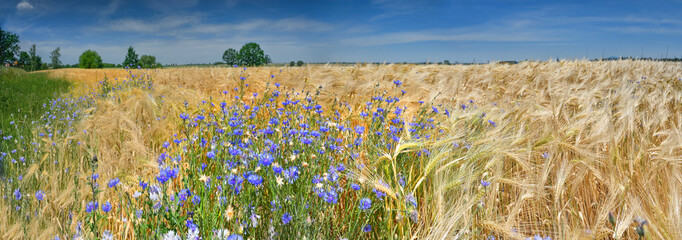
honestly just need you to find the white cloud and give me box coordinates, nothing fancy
[341,26,559,47]
[102,16,334,36]
[16,1,33,10]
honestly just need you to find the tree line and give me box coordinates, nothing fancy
[4,27,311,70]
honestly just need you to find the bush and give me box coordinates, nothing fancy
[297,60,304,67]
[290,61,295,67]
[139,55,161,68]
[222,48,238,66]
[79,50,103,69]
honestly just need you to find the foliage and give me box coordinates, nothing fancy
[0,67,71,173]
[139,55,161,68]
[79,50,103,69]
[296,60,304,67]
[0,28,20,64]
[222,48,238,65]
[290,61,295,67]
[28,44,42,71]
[50,47,62,69]
[237,42,269,66]
[123,46,139,67]
[18,51,29,69]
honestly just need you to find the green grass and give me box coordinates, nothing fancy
[0,67,71,175]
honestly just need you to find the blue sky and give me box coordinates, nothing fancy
[2,0,682,64]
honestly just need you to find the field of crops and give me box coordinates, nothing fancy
[1,60,681,239]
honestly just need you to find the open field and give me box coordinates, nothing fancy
[1,60,681,239]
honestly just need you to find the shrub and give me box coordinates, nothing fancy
[139,55,161,68]
[79,50,103,69]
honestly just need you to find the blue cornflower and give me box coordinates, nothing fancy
[337,163,345,172]
[405,194,417,207]
[207,151,215,159]
[139,180,148,190]
[363,224,372,233]
[281,213,292,225]
[373,188,386,200]
[351,183,361,191]
[355,126,365,135]
[102,201,112,213]
[92,173,100,180]
[272,165,283,175]
[258,153,274,166]
[86,201,98,213]
[180,113,189,120]
[247,174,263,186]
[192,195,201,205]
[488,120,497,127]
[542,152,549,159]
[393,80,402,86]
[283,166,299,183]
[108,178,120,188]
[227,234,243,240]
[35,190,45,201]
[481,179,491,187]
[163,141,170,148]
[359,198,372,210]
[13,188,21,200]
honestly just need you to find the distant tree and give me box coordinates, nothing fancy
[28,44,42,71]
[50,47,61,69]
[139,55,161,68]
[443,60,450,65]
[41,62,48,70]
[18,51,29,69]
[222,48,238,65]
[264,55,272,65]
[123,46,139,67]
[237,42,268,66]
[79,50,103,69]
[296,60,304,67]
[0,27,21,65]
[290,61,295,67]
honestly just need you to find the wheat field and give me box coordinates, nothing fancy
[1,60,680,239]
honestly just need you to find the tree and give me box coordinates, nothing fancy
[443,60,450,65]
[290,61,295,67]
[28,44,42,71]
[139,55,161,68]
[18,51,29,69]
[296,60,304,67]
[237,42,269,66]
[0,27,20,65]
[222,48,238,65]
[123,46,139,67]
[50,47,61,69]
[79,50,103,69]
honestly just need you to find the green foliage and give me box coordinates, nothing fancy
[123,46,139,67]
[222,48,238,65]
[28,44,42,71]
[50,47,61,69]
[0,67,71,164]
[443,60,450,65]
[139,55,161,68]
[237,42,269,66]
[0,28,20,64]
[79,50,103,69]
[290,61,295,67]
[297,60,304,67]
[18,51,29,69]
